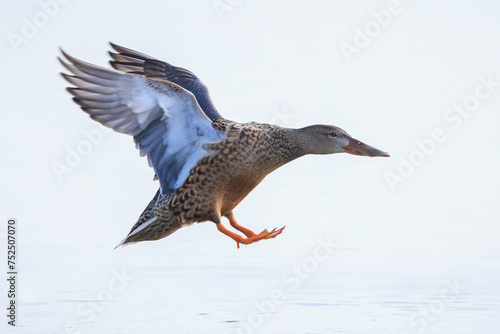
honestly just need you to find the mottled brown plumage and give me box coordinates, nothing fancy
[124,121,303,245]
[59,43,389,248]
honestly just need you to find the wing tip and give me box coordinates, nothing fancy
[59,48,77,65]
[109,41,122,52]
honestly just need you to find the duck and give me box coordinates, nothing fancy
[59,43,389,248]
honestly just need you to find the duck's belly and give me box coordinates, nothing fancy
[219,173,266,216]
[171,153,268,223]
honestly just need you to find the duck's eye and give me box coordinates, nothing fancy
[329,132,337,138]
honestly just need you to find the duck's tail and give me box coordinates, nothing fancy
[114,189,182,248]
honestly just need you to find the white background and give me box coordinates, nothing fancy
[1,0,499,333]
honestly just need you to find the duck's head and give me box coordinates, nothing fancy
[296,125,389,157]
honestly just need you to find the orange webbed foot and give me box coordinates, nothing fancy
[216,216,286,249]
[235,226,286,248]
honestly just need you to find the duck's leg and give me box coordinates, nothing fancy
[225,212,256,237]
[217,213,286,248]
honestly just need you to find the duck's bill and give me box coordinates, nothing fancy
[343,138,390,157]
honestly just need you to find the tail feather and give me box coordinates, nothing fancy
[114,217,156,248]
[114,189,182,248]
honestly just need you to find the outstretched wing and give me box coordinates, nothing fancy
[59,50,225,197]
[108,43,222,121]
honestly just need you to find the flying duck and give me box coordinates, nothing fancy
[59,43,389,248]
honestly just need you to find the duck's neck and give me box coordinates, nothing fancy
[273,127,311,166]
[286,127,321,157]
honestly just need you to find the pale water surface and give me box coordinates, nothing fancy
[8,235,500,334]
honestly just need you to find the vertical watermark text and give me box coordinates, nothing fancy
[6,218,18,326]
